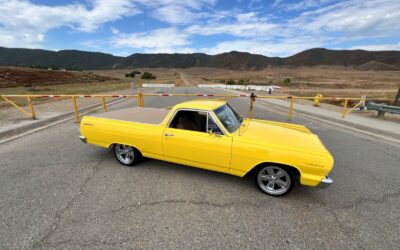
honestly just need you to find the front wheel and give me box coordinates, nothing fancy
[256,165,294,196]
[113,144,141,167]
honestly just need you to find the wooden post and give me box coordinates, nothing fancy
[72,96,79,123]
[393,85,400,106]
[137,92,144,107]
[27,96,36,120]
[342,99,349,118]
[288,96,294,119]
[102,96,107,112]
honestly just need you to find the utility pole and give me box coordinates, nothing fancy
[393,85,400,106]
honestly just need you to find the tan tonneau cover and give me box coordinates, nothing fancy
[91,107,170,124]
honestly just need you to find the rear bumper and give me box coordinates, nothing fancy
[79,135,87,144]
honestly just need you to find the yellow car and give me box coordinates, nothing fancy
[79,100,334,196]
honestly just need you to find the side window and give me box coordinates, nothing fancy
[207,114,223,135]
[169,110,207,132]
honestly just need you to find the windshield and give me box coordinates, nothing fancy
[214,104,242,133]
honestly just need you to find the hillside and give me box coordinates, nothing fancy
[0,47,122,70]
[0,46,399,70]
[0,67,115,88]
[284,48,400,67]
[356,61,399,71]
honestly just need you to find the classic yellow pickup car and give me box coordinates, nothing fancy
[79,100,334,196]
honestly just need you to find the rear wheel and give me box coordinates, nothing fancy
[113,144,141,166]
[256,165,294,196]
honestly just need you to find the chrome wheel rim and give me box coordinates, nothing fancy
[257,166,291,195]
[115,144,135,164]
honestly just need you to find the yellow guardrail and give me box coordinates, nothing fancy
[1,92,366,122]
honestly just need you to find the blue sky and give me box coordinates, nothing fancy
[0,0,399,57]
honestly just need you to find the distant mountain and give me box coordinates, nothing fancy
[284,48,400,68]
[122,53,210,68]
[0,47,122,70]
[121,51,283,69]
[0,46,399,70]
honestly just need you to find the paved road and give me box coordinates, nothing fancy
[1,87,399,249]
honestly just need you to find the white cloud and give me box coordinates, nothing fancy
[293,0,400,38]
[349,43,400,51]
[204,38,322,57]
[281,0,335,11]
[0,0,140,47]
[1,0,400,57]
[151,4,198,25]
[110,28,194,53]
[111,27,120,35]
[133,0,217,24]
[186,12,278,37]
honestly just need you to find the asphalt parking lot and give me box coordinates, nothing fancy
[1,87,399,249]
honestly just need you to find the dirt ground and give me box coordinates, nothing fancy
[92,66,400,102]
[2,66,399,111]
[0,67,115,88]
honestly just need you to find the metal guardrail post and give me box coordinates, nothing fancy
[288,96,294,119]
[26,96,36,120]
[102,96,107,112]
[341,98,349,118]
[72,96,79,123]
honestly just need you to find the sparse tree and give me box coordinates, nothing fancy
[226,79,236,85]
[283,78,291,84]
[141,72,156,80]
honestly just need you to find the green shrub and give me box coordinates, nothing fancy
[125,70,142,78]
[141,72,156,80]
[226,79,236,85]
[283,78,291,84]
[240,79,250,84]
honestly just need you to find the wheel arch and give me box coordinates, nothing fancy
[108,143,142,155]
[245,162,301,182]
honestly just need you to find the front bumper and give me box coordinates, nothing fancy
[319,176,333,188]
[79,135,87,144]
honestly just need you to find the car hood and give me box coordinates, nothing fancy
[236,119,330,155]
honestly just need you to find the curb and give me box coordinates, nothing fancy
[257,99,400,141]
[0,97,127,140]
[220,88,400,141]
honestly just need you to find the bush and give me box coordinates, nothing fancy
[226,79,236,85]
[219,79,226,83]
[283,78,291,84]
[238,79,250,85]
[141,72,156,80]
[125,70,142,78]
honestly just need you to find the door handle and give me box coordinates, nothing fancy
[164,133,174,137]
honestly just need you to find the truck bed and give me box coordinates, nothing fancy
[90,107,170,124]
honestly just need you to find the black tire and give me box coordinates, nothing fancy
[113,144,142,167]
[255,165,294,196]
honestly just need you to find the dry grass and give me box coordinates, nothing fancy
[93,67,400,102]
[91,68,181,86]
[177,66,400,101]
[3,66,398,108]
[0,80,131,108]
